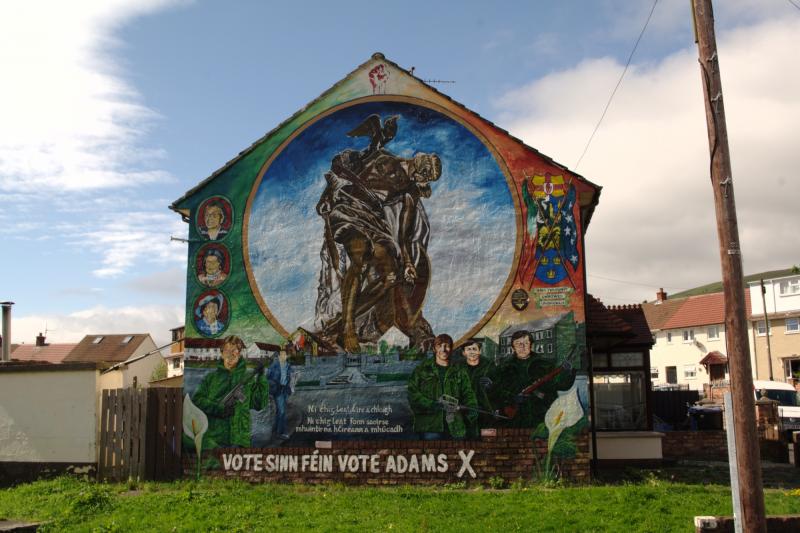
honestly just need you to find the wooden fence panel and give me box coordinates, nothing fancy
[98,387,182,482]
[652,389,700,427]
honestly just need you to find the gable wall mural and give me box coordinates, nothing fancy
[173,54,600,481]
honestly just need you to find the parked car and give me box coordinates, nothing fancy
[753,380,800,438]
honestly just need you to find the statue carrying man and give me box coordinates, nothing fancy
[314,114,441,352]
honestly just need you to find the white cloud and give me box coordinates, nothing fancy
[70,212,188,278]
[11,304,184,346]
[0,0,186,193]
[494,16,800,303]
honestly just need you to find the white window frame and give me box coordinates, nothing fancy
[682,330,694,343]
[707,325,720,340]
[786,317,799,334]
[779,279,800,296]
[683,364,697,379]
[666,332,672,344]
[756,320,769,336]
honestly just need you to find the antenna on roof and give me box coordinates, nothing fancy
[422,79,456,85]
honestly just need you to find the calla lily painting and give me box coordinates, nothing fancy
[183,394,208,478]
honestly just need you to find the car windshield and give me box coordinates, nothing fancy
[756,389,800,407]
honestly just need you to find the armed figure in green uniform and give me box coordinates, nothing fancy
[493,330,573,429]
[192,335,269,449]
[407,334,477,439]
[458,338,499,438]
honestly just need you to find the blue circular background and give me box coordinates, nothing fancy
[247,100,516,340]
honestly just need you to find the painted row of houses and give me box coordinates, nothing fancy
[644,267,800,393]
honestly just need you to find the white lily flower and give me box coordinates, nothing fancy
[182,393,208,457]
[544,383,584,452]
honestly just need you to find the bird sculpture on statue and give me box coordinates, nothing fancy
[347,114,399,157]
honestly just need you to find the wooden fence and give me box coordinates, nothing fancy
[98,387,182,482]
[651,389,700,428]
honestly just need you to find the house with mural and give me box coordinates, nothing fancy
[171,53,606,483]
[748,270,800,385]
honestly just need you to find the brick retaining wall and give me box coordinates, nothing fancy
[184,429,590,485]
[662,430,789,463]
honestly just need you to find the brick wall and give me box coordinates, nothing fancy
[662,431,728,460]
[184,429,590,485]
[662,430,789,463]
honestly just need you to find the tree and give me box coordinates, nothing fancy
[151,360,167,382]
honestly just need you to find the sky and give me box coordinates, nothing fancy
[1,0,798,346]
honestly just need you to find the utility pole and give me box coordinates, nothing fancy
[690,1,766,532]
[760,279,774,380]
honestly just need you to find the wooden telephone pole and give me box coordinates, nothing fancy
[691,1,766,531]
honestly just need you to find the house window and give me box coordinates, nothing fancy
[535,344,545,354]
[682,330,694,343]
[547,344,553,353]
[786,318,799,334]
[172,358,181,369]
[92,336,104,344]
[707,326,719,340]
[779,279,800,296]
[757,320,768,336]
[684,364,697,379]
[592,372,648,430]
[121,335,133,344]
[666,332,672,343]
[650,367,659,379]
[666,366,678,384]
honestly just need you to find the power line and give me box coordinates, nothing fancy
[787,0,800,11]
[574,0,659,170]
[588,273,687,291]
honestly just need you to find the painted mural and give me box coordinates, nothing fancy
[174,55,598,477]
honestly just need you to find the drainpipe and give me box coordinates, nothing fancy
[760,279,774,381]
[1,302,13,362]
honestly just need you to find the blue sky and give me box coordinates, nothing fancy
[1,0,798,344]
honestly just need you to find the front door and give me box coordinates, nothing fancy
[666,366,678,384]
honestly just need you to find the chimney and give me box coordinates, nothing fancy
[36,332,47,347]
[656,288,667,303]
[1,302,13,362]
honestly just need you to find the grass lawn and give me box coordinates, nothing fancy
[1,476,799,532]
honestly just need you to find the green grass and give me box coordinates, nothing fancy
[1,476,799,532]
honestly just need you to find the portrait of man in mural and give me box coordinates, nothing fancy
[267,346,293,440]
[458,338,497,439]
[493,330,574,429]
[314,114,442,352]
[191,336,269,449]
[407,334,477,439]
[194,292,226,337]
[197,246,229,288]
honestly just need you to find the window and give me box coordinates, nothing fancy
[650,367,659,379]
[92,336,104,344]
[535,344,545,354]
[779,279,800,296]
[682,330,694,343]
[592,372,648,430]
[666,332,672,343]
[611,352,644,367]
[707,326,720,340]
[546,330,553,339]
[121,335,133,344]
[172,358,181,369]
[665,366,678,384]
[786,318,799,334]
[684,364,697,379]
[757,320,768,336]
[547,344,553,353]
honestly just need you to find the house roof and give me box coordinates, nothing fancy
[10,343,77,364]
[699,350,727,366]
[586,295,632,337]
[170,52,601,230]
[608,304,654,346]
[641,297,686,331]
[63,334,150,364]
[659,291,752,330]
